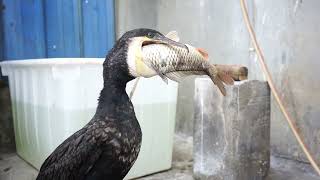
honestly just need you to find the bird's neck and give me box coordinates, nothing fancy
[94,77,135,121]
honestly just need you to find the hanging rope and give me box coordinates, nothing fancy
[129,77,140,99]
[240,0,320,175]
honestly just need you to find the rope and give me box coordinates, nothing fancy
[129,77,140,99]
[240,0,320,175]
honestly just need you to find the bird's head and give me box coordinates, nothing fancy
[103,28,186,85]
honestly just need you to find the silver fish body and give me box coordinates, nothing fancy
[141,44,213,82]
[139,43,248,96]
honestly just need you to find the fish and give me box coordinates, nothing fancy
[129,31,248,96]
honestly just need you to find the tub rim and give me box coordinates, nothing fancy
[0,58,104,67]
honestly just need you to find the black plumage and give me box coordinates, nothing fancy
[36,29,165,180]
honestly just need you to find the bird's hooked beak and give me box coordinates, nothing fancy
[141,34,188,51]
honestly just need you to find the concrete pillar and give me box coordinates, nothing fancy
[193,78,270,180]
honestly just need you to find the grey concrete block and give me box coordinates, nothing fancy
[193,78,270,180]
[0,82,15,153]
[175,77,196,136]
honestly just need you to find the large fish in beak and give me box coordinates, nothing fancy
[128,31,248,96]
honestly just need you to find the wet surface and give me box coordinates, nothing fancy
[0,134,319,180]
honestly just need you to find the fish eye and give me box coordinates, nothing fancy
[147,32,154,38]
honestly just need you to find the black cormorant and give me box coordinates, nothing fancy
[36,28,187,180]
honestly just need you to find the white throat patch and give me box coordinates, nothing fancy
[127,38,141,77]
[126,37,156,78]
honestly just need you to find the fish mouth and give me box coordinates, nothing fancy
[142,35,188,51]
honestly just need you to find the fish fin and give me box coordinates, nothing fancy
[196,48,209,60]
[207,67,226,96]
[165,72,183,82]
[165,31,180,42]
[154,69,169,84]
[160,75,169,84]
[166,71,206,82]
[149,63,169,84]
[217,71,234,85]
[212,76,226,96]
[139,58,169,84]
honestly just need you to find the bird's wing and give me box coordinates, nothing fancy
[36,120,118,180]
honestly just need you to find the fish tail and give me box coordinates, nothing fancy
[207,65,248,96]
[214,65,248,81]
[207,67,227,96]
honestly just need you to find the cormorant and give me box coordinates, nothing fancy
[36,28,187,180]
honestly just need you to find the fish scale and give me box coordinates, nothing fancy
[141,43,248,96]
[142,43,212,80]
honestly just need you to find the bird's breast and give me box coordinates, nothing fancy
[109,119,142,165]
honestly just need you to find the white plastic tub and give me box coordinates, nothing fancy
[0,58,178,179]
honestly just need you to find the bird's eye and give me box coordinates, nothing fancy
[147,32,154,38]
